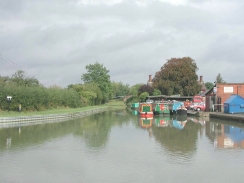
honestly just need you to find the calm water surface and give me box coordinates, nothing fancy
[1,109,244,183]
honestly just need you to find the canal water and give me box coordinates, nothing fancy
[1,109,244,183]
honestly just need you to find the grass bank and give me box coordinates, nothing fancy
[0,100,126,117]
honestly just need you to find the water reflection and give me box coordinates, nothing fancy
[206,121,244,149]
[138,117,153,129]
[153,115,187,129]
[0,110,132,152]
[154,115,170,127]
[171,115,187,130]
[131,109,138,116]
[1,109,244,182]
[151,115,201,155]
[187,117,205,126]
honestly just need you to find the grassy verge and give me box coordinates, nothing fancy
[0,100,126,117]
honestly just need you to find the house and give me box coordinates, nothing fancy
[205,83,244,112]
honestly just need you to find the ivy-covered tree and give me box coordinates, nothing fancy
[81,62,112,103]
[153,57,201,96]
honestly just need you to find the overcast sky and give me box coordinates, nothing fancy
[1,0,244,88]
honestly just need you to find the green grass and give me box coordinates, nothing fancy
[0,100,126,117]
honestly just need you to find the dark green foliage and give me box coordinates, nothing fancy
[0,85,81,111]
[112,81,130,97]
[11,70,41,87]
[153,57,201,96]
[139,92,149,102]
[153,89,161,96]
[67,83,103,106]
[205,82,214,90]
[138,84,154,96]
[0,71,81,111]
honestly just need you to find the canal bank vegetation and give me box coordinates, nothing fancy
[0,63,130,114]
[0,99,125,117]
[1,58,209,116]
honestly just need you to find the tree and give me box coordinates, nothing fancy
[139,92,149,102]
[129,84,142,96]
[153,89,161,96]
[216,73,226,83]
[205,82,214,90]
[11,70,40,87]
[138,84,154,96]
[81,62,112,103]
[153,57,201,96]
[112,81,130,97]
[67,83,103,105]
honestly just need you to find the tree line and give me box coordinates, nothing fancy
[0,58,225,112]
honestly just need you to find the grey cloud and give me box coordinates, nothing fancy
[1,0,244,87]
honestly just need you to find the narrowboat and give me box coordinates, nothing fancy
[138,102,154,118]
[153,101,170,115]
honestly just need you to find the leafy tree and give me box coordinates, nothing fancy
[205,82,214,90]
[139,92,149,102]
[81,62,112,103]
[153,89,161,96]
[153,57,201,96]
[67,83,102,105]
[216,73,226,83]
[125,84,142,105]
[129,84,142,96]
[112,81,130,97]
[11,70,40,87]
[138,84,154,96]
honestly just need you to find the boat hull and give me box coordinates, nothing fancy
[170,109,187,115]
[139,112,154,118]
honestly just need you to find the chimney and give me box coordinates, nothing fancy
[148,75,153,86]
[149,75,152,82]
[200,76,203,83]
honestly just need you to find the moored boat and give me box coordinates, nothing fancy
[168,100,187,115]
[131,102,139,109]
[153,101,170,115]
[138,102,154,118]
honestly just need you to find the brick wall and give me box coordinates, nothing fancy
[215,83,244,104]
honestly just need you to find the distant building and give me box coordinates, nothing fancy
[205,83,244,112]
[198,75,206,94]
[147,75,153,87]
